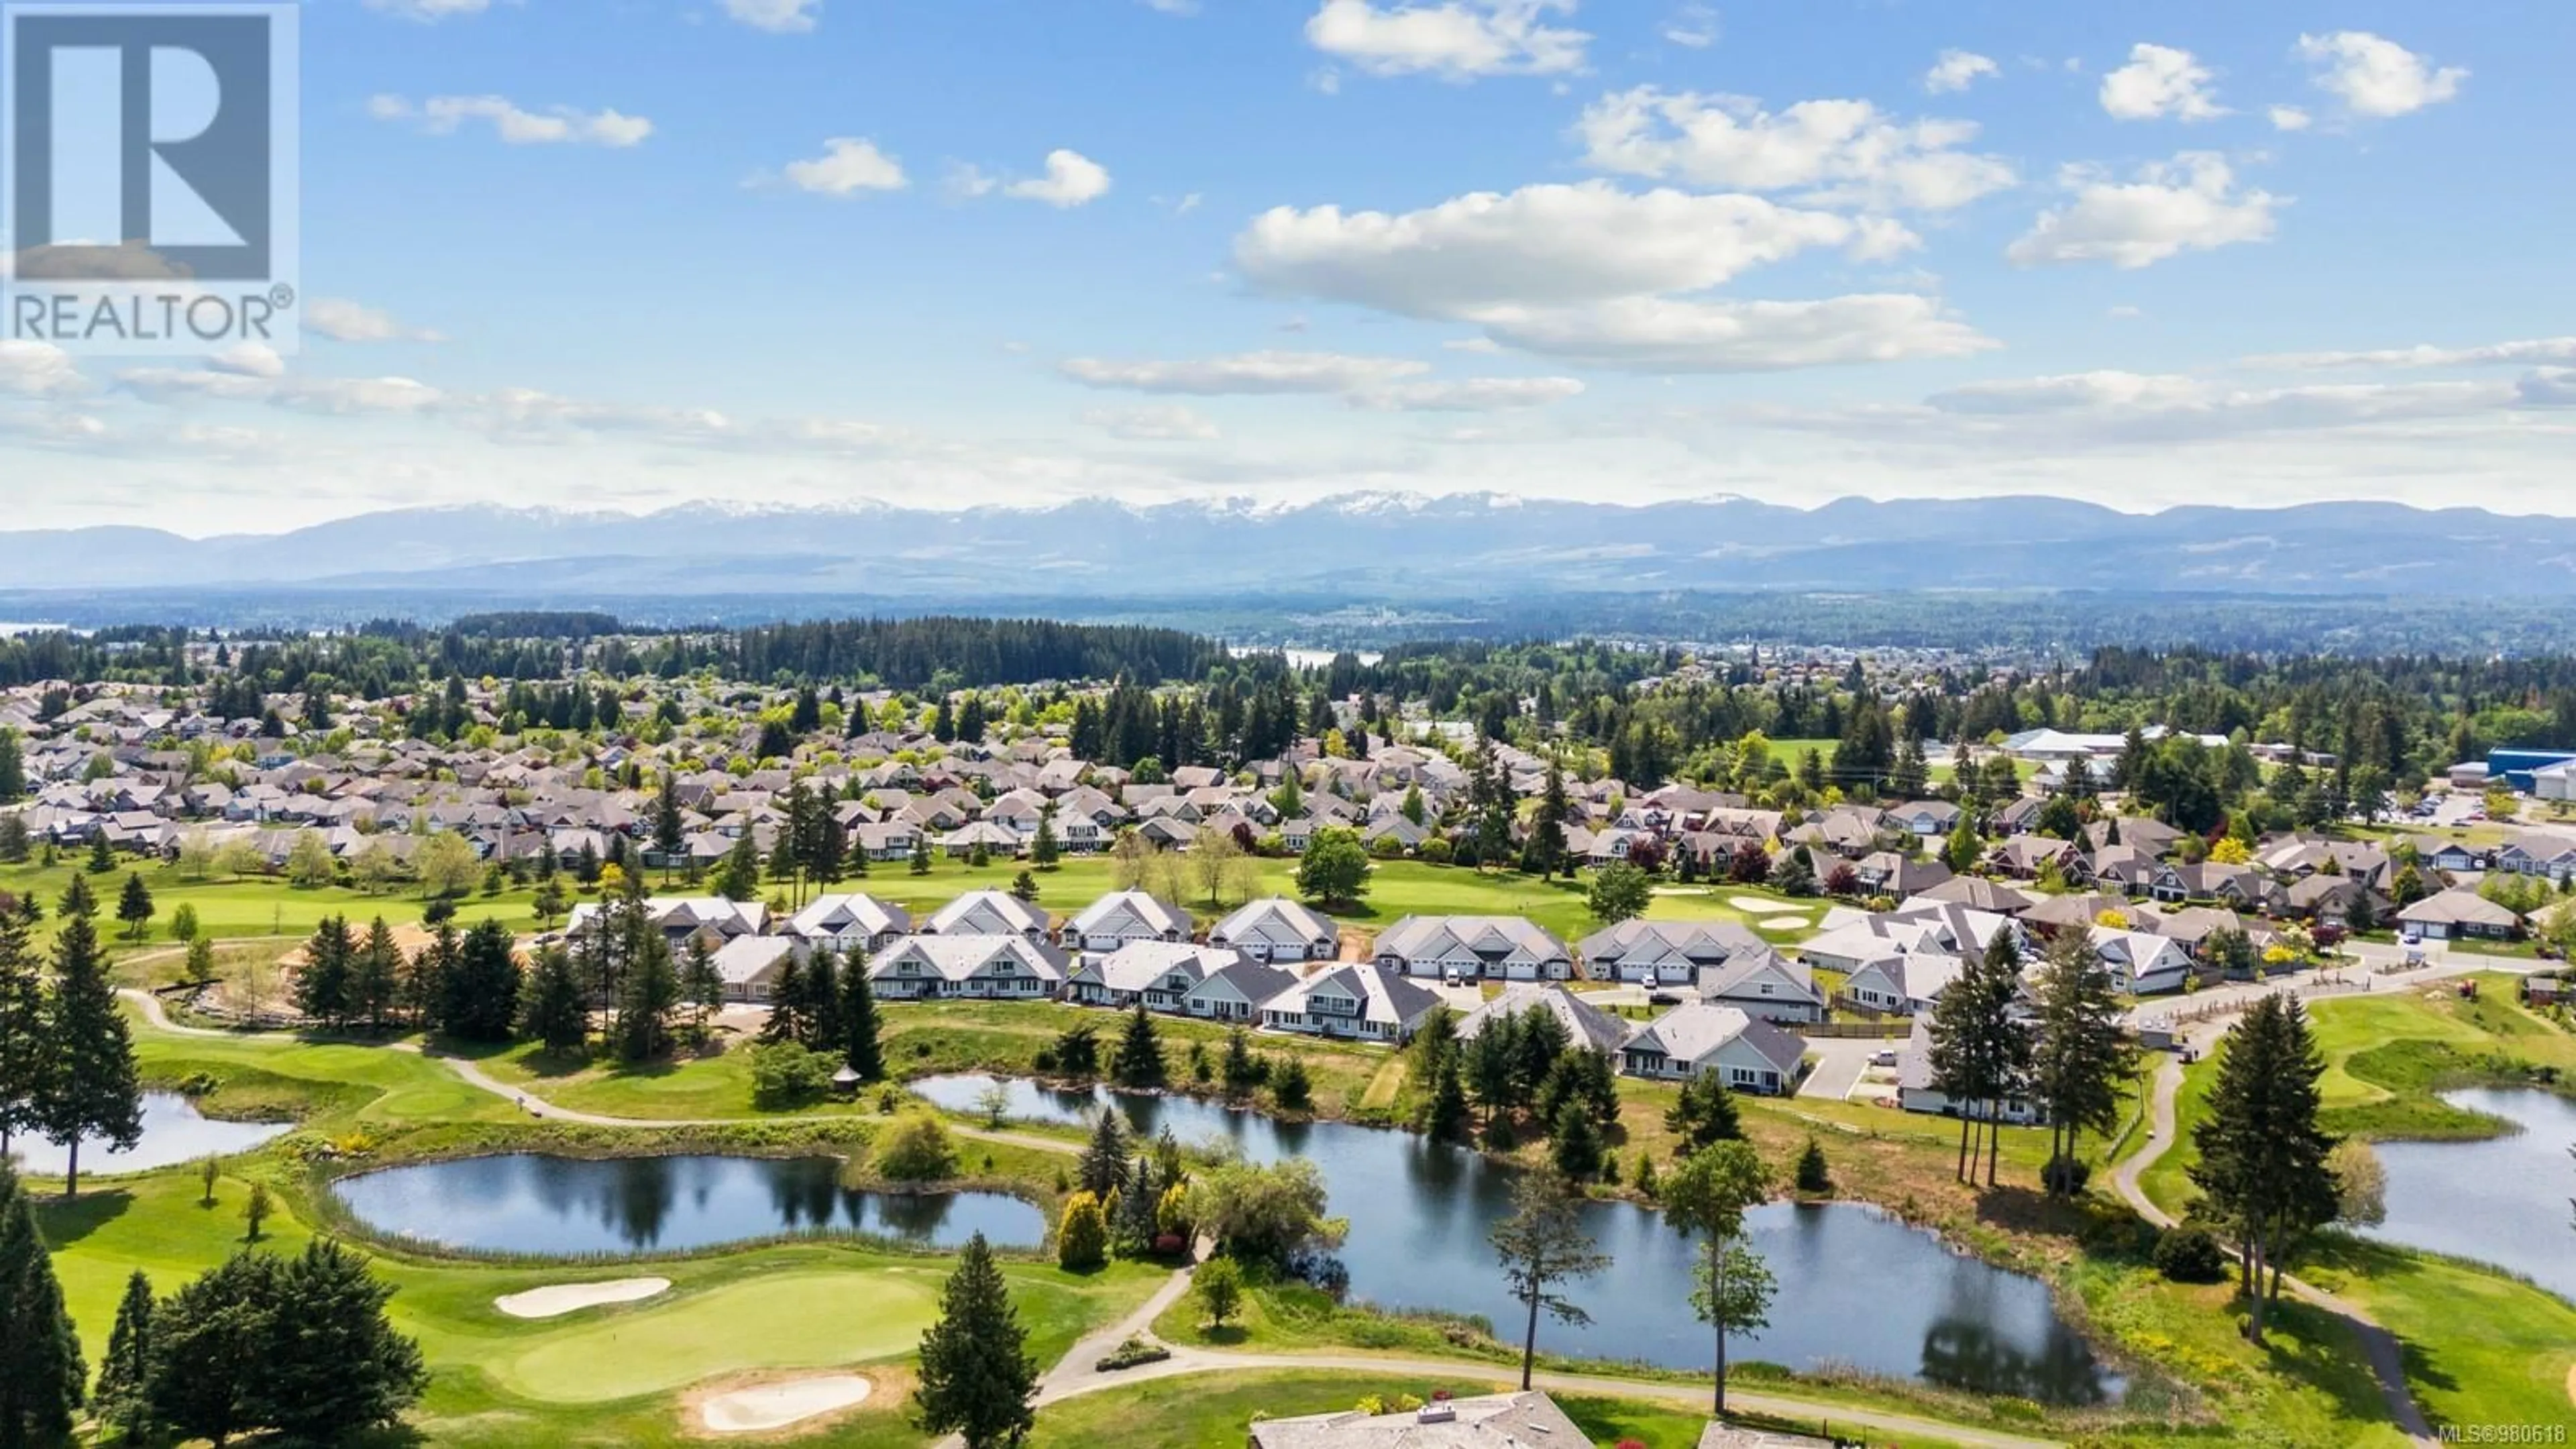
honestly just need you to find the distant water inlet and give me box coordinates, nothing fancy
[2361,1088,2576,1302]
[329,1153,1047,1256]
[911,1074,2123,1405]
[6,1091,290,1177]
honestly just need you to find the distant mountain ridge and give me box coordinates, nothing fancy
[9,493,2576,597]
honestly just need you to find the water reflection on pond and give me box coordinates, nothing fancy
[6,1091,290,1177]
[2361,1087,2576,1302]
[914,1073,2121,1404]
[330,1152,1046,1256]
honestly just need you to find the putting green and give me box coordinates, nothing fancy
[492,1270,940,1404]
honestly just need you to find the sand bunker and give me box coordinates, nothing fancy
[1758,914,1811,930]
[1728,897,1805,914]
[700,1375,875,1434]
[494,1277,671,1319]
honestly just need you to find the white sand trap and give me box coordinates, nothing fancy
[1728,897,1805,914]
[1759,914,1811,930]
[700,1375,875,1434]
[494,1277,670,1319]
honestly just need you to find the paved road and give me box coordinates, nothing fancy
[1794,1036,1884,1100]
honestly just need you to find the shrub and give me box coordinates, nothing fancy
[1193,1254,1244,1328]
[874,1110,959,1183]
[2041,1155,2091,1196]
[1794,1136,1831,1193]
[1057,1193,1110,1271]
[2153,1224,2229,1283]
[1093,1336,1170,1372]
[747,1042,837,1110]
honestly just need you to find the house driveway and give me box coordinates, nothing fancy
[1796,1036,1882,1100]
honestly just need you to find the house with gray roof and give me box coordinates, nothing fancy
[1059,890,1193,955]
[1260,962,1441,1044]
[1207,896,1339,964]
[1617,1003,1806,1093]
[1250,1392,1587,1449]
[1373,916,1575,983]
[863,934,1068,1001]
[1572,919,1764,984]
[1695,948,1826,1024]
[925,888,1049,941]
[1454,982,1629,1055]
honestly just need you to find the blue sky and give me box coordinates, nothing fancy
[3,0,2569,531]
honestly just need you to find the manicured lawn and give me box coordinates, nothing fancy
[1,857,546,950]
[489,1268,943,1402]
[2300,1238,2576,1436]
[38,1160,1161,1446]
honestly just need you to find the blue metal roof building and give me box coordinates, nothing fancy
[2487,749,2576,792]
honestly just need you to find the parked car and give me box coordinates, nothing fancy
[1870,1048,1898,1067]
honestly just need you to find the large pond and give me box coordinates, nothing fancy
[330,1153,1049,1257]
[914,1074,2121,1404]
[2361,1087,2576,1302]
[6,1091,290,1177]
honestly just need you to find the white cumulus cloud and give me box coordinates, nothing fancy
[2243,337,2576,371]
[0,341,85,397]
[1576,88,2014,211]
[1923,49,1998,95]
[2099,43,2226,121]
[2006,153,2279,269]
[2296,31,2465,117]
[1004,150,1112,207]
[1468,294,1994,373]
[775,138,908,196]
[370,94,652,148]
[1304,0,1588,80]
[2267,105,2312,132]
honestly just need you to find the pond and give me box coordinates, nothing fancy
[5,1091,291,1177]
[914,1074,2122,1404]
[2361,1087,2576,1302]
[329,1153,1049,1257]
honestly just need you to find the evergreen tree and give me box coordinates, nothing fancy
[519,945,588,1055]
[715,833,763,902]
[913,1233,1036,1449]
[760,956,809,1046]
[0,1161,84,1448]
[1110,1002,1166,1089]
[0,730,23,803]
[1030,807,1061,868]
[86,833,115,875]
[800,945,841,1049]
[653,773,685,877]
[143,1249,276,1448]
[2029,929,2133,1194]
[115,871,155,942]
[37,894,142,1197]
[1219,1026,1263,1098]
[840,961,885,1079]
[93,1269,155,1443]
[910,832,934,875]
[682,935,724,1035]
[256,1239,429,1442]
[1548,1097,1603,1181]
[1663,1068,1742,1150]
[615,928,680,1061]
[442,919,524,1042]
[293,915,356,1026]
[1488,1171,1609,1390]
[2191,994,2341,1342]
[351,916,402,1033]
[1077,1109,1130,1197]
[0,914,43,1160]
[1927,931,2029,1187]
[1420,1048,1470,1142]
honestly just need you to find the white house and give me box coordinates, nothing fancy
[2092,927,2195,994]
[1373,916,1575,982]
[1058,890,1193,955]
[1616,1003,1806,1094]
[784,893,912,956]
[1573,918,1767,985]
[710,935,800,1003]
[1260,962,1441,1044]
[863,934,1068,1001]
[924,889,1049,942]
[1837,950,1966,1016]
[1065,940,1243,1012]
[1207,896,1339,963]
[1694,948,1827,1024]
[1896,1016,2041,1123]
